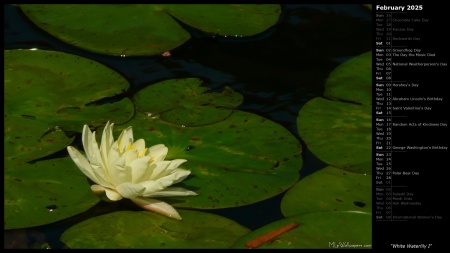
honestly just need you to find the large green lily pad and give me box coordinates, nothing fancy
[18,4,281,56]
[232,211,372,249]
[4,115,74,167]
[297,51,372,173]
[134,78,243,126]
[363,4,372,10]
[324,51,372,105]
[4,157,100,230]
[166,4,281,36]
[60,210,250,249]
[297,97,371,174]
[4,49,134,131]
[110,109,302,209]
[281,166,372,217]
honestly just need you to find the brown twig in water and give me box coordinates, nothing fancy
[245,222,300,249]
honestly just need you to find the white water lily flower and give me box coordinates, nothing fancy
[67,121,197,220]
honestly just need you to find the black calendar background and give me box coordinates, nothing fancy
[373,3,448,250]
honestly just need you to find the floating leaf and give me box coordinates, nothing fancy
[4,157,100,229]
[134,78,243,126]
[18,4,281,56]
[4,115,74,166]
[363,4,372,10]
[324,51,372,105]
[4,49,134,131]
[111,109,302,209]
[166,4,281,36]
[61,210,250,249]
[297,51,372,173]
[281,166,372,216]
[232,211,372,249]
[297,97,371,173]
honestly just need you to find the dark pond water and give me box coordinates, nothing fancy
[4,4,372,249]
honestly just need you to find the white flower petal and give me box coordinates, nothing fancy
[149,161,171,179]
[67,146,100,184]
[82,125,111,186]
[149,159,188,180]
[108,157,131,186]
[130,197,182,220]
[122,149,138,165]
[148,144,167,154]
[148,144,168,162]
[100,121,114,163]
[166,159,188,173]
[140,169,191,196]
[170,168,191,184]
[91,184,123,201]
[158,168,191,185]
[81,125,98,164]
[109,138,120,151]
[107,142,120,169]
[105,190,123,201]
[116,182,146,198]
[140,180,165,195]
[129,156,153,183]
[133,139,146,154]
[117,126,133,154]
[143,187,198,198]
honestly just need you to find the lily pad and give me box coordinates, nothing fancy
[4,115,74,167]
[134,78,243,126]
[18,4,281,56]
[166,4,281,36]
[4,49,134,131]
[324,51,372,105]
[4,157,100,230]
[280,166,372,217]
[232,211,372,249]
[363,4,372,10]
[111,109,302,209]
[60,210,250,249]
[297,97,371,174]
